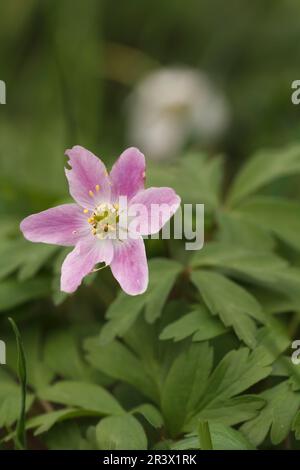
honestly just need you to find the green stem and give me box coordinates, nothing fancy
[198,420,213,450]
[8,317,27,450]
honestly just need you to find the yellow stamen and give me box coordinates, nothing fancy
[83,208,89,214]
[89,190,94,197]
[95,184,100,191]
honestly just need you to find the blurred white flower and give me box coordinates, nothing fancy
[127,67,230,161]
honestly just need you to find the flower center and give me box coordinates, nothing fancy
[88,203,119,239]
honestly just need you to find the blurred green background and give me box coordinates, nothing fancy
[1,0,300,218]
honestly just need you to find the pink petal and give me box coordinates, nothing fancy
[65,145,111,209]
[129,187,181,235]
[61,238,114,293]
[110,147,145,201]
[20,204,89,246]
[110,238,148,295]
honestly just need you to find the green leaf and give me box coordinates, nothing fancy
[272,356,300,388]
[84,336,159,402]
[160,304,226,342]
[197,347,272,415]
[192,243,300,307]
[99,259,182,344]
[18,244,58,281]
[241,381,300,446]
[44,328,96,382]
[0,240,57,282]
[27,408,100,436]
[209,424,255,450]
[217,212,275,251]
[123,314,160,371]
[195,395,266,427]
[38,381,124,416]
[144,259,182,323]
[198,421,213,450]
[130,404,163,429]
[95,414,147,450]
[0,278,51,312]
[227,144,300,207]
[191,242,287,288]
[172,424,255,450]
[270,268,300,303]
[249,286,300,314]
[8,317,27,449]
[292,410,300,440]
[191,270,263,347]
[148,153,223,209]
[44,421,88,450]
[247,267,300,308]
[161,342,213,437]
[256,325,290,363]
[0,370,33,430]
[99,292,145,345]
[234,196,300,251]
[6,325,54,391]
[0,239,28,281]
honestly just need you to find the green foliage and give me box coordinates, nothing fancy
[2,142,300,450]
[227,145,300,207]
[191,270,263,348]
[8,318,27,449]
[198,421,213,450]
[38,381,124,416]
[161,342,212,437]
[99,259,182,343]
[96,414,148,450]
[160,304,226,342]
[0,369,34,430]
[233,197,300,252]
[84,335,159,402]
[148,153,223,209]
[241,381,300,446]
[173,424,255,450]
[0,278,51,312]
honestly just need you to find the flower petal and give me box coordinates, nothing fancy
[65,145,111,209]
[20,204,89,246]
[129,187,181,235]
[110,147,145,201]
[61,238,114,293]
[110,238,148,295]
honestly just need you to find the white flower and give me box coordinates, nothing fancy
[127,67,230,160]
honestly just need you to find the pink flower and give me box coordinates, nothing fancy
[20,146,180,295]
